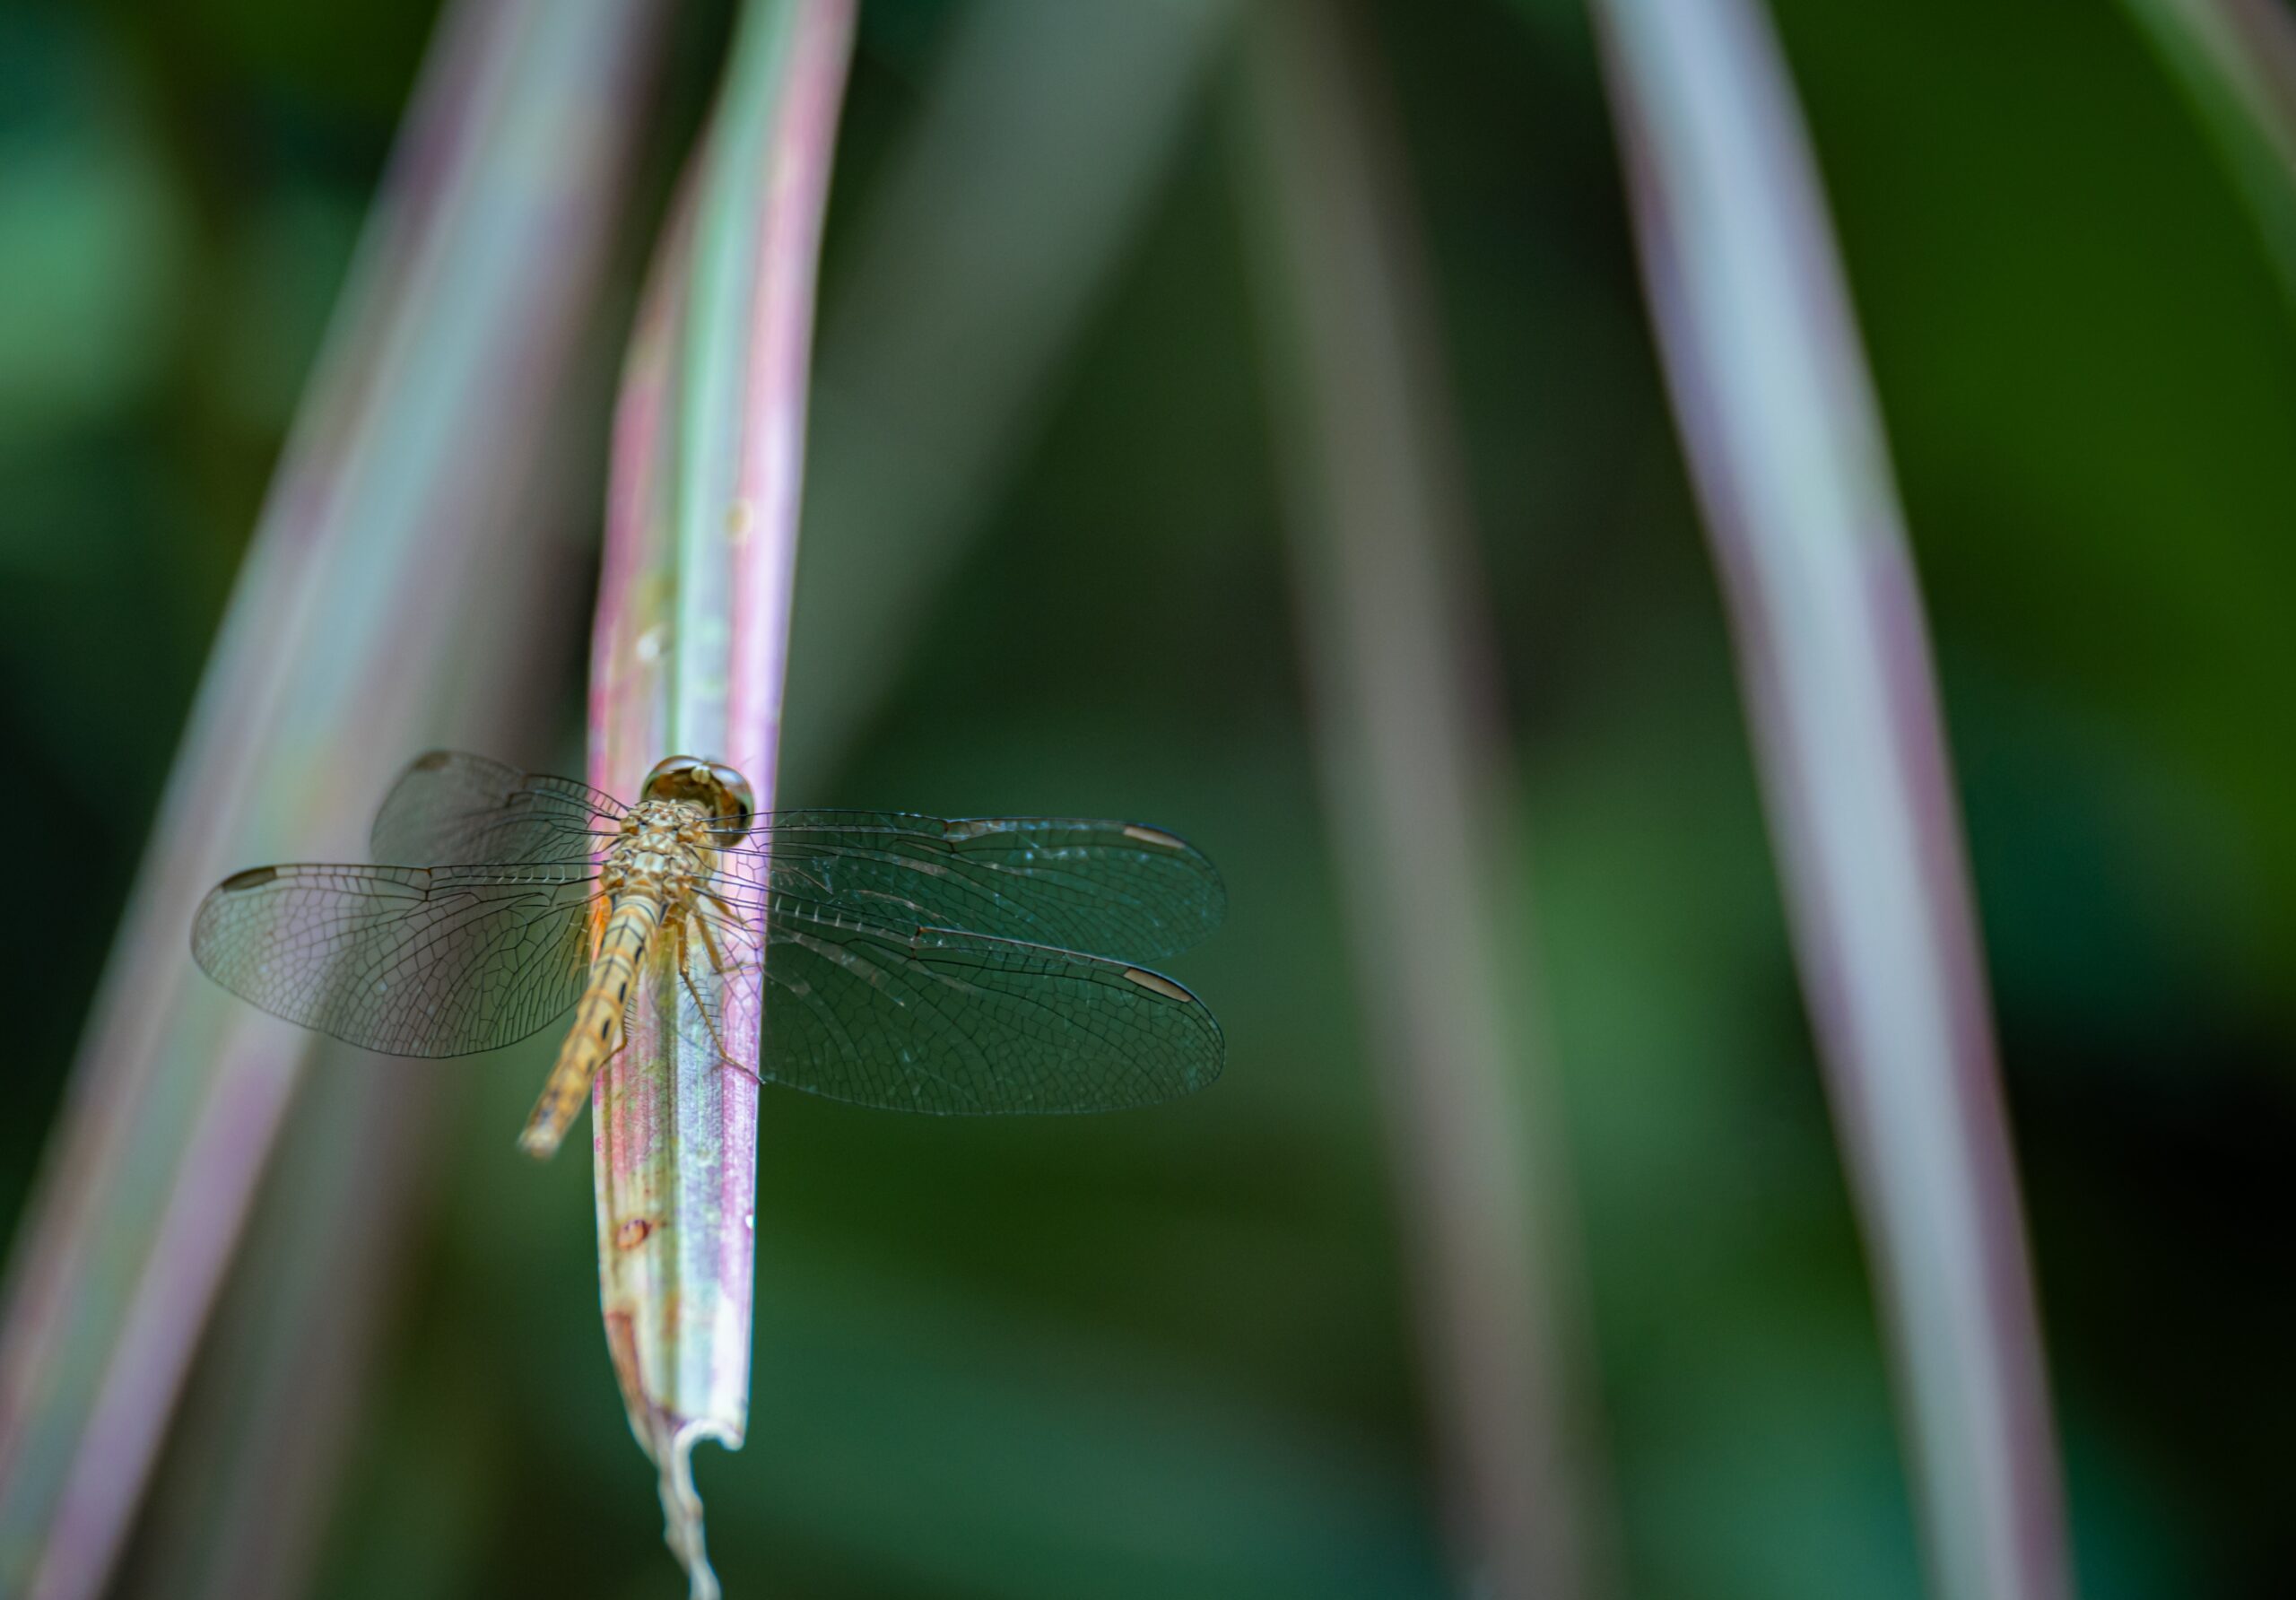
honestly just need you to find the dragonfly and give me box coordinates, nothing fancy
[191,752,1226,1158]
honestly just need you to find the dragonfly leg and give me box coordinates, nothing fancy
[675,909,764,1089]
[698,885,748,929]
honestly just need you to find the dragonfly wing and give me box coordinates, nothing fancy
[370,751,624,866]
[192,862,596,1057]
[757,902,1224,1114]
[733,812,1226,961]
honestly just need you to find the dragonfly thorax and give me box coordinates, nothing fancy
[598,799,717,906]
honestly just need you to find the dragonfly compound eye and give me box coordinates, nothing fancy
[639,755,758,841]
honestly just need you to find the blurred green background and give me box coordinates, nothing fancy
[4,0,2292,1596]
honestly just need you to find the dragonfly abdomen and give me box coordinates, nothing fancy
[518,891,665,1159]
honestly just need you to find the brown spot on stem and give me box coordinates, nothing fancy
[615,1217,654,1251]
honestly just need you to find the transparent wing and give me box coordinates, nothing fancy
[755,900,1224,1114]
[191,862,598,1057]
[370,751,622,867]
[721,812,1226,961]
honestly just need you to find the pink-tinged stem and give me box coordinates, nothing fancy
[0,3,656,1597]
[1592,1,2073,1596]
[586,3,856,1594]
[1238,4,1610,1596]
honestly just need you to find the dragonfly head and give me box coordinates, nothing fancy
[640,756,757,842]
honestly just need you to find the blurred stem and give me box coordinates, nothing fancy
[0,4,652,1597]
[1238,4,1608,1596]
[116,1063,440,1600]
[1592,1,2073,1596]
[585,3,854,1595]
[120,326,634,1600]
[783,0,1234,790]
[2120,0,2296,304]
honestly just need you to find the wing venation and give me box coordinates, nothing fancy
[192,861,597,1057]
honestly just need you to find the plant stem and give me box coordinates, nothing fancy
[1239,4,1610,1595]
[2120,0,2296,306]
[586,3,855,1594]
[783,0,1236,788]
[1591,1,2074,1595]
